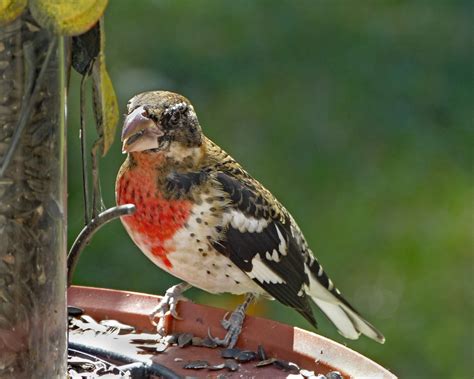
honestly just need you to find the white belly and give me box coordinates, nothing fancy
[167,246,260,294]
[122,191,263,296]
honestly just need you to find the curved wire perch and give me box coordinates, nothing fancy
[67,204,136,287]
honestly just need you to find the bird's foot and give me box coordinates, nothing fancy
[208,307,246,348]
[208,293,255,348]
[150,282,191,335]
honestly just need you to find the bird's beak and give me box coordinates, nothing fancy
[121,106,163,153]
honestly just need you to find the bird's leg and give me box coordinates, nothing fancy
[208,293,255,348]
[150,282,192,335]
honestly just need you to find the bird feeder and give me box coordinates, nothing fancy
[0,10,67,378]
[68,286,397,378]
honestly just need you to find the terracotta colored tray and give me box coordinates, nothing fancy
[68,286,396,378]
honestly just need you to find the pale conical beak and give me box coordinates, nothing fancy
[121,106,163,153]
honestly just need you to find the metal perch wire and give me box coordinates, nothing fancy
[67,204,136,287]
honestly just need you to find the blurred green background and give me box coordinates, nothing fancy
[68,1,473,377]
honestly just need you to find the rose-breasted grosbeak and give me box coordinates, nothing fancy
[116,91,385,347]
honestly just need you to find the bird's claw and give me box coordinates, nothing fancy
[220,311,231,329]
[150,284,188,335]
[207,307,246,348]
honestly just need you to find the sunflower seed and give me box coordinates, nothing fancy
[67,306,84,317]
[201,336,218,348]
[165,333,179,344]
[273,359,300,372]
[224,359,239,372]
[191,336,203,346]
[183,360,209,369]
[221,347,241,359]
[177,332,194,347]
[257,344,267,360]
[155,340,169,352]
[208,363,226,371]
[235,350,257,363]
[256,358,277,367]
[300,369,316,377]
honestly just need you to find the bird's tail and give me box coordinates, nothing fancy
[305,258,385,344]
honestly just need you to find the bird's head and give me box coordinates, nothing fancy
[121,91,203,158]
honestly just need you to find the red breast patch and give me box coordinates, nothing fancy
[116,168,192,269]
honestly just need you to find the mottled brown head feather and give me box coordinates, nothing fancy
[125,90,202,151]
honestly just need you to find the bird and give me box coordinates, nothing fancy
[116,90,385,348]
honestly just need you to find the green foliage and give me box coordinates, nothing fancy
[68,2,473,377]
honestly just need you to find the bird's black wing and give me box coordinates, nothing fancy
[213,172,317,327]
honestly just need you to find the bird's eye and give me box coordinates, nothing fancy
[169,112,180,126]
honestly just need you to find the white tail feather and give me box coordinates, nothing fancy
[340,303,385,343]
[305,265,385,343]
[313,299,360,339]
